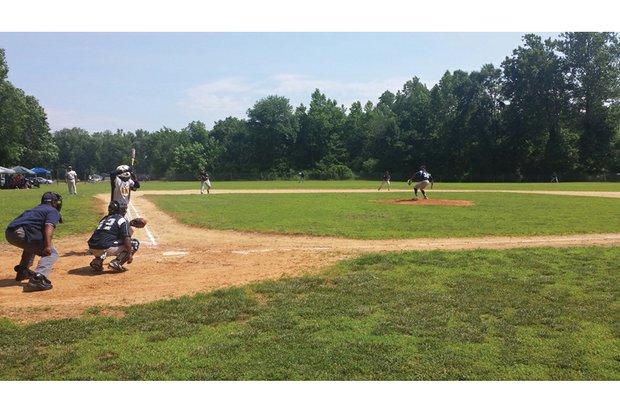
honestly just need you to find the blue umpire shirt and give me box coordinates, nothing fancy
[7,203,61,242]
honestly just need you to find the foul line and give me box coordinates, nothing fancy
[129,201,158,247]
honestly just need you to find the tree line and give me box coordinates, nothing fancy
[1,32,619,182]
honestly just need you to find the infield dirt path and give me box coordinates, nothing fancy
[2,188,620,322]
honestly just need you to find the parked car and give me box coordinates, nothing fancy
[88,174,103,182]
[36,177,53,184]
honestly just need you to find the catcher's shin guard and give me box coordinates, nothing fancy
[131,238,140,254]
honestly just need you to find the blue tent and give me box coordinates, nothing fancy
[31,167,51,175]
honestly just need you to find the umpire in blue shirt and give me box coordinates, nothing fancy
[5,192,63,292]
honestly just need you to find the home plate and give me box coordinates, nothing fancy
[162,251,189,256]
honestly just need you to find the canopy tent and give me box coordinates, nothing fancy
[31,167,51,176]
[11,166,36,175]
[0,166,16,174]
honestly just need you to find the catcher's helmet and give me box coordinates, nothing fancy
[108,200,128,216]
[116,164,131,179]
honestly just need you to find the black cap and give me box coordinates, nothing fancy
[41,192,60,203]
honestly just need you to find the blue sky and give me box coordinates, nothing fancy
[3,0,608,134]
[1,32,564,133]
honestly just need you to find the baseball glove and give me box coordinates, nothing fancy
[407,179,412,186]
[130,217,148,228]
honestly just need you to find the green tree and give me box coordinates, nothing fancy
[210,117,251,175]
[181,121,221,172]
[246,95,298,174]
[0,49,57,168]
[501,34,576,176]
[342,100,372,173]
[558,32,620,172]
[303,89,347,168]
[172,142,208,179]
[52,128,96,178]
[391,78,431,173]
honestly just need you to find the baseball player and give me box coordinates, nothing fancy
[408,165,434,200]
[4,192,63,291]
[66,166,78,195]
[110,164,140,210]
[87,200,140,273]
[199,170,211,194]
[378,170,391,191]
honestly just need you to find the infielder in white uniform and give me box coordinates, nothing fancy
[199,170,211,194]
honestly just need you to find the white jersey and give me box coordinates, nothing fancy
[112,177,135,206]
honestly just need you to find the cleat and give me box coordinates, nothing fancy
[23,273,53,292]
[412,197,418,201]
[108,259,127,272]
[14,265,34,282]
[90,258,104,272]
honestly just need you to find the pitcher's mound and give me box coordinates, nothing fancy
[372,198,473,206]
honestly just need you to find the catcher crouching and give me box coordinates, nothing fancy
[87,200,146,272]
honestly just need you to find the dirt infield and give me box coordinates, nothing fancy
[2,189,620,323]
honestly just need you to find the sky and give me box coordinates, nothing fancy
[0,1,614,134]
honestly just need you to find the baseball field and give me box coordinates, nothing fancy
[1,181,619,380]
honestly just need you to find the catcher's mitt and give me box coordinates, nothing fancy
[130,217,148,228]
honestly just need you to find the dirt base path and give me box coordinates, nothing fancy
[2,189,620,323]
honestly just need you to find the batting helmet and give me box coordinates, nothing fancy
[116,164,131,179]
[108,200,128,216]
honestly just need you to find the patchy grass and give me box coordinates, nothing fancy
[0,247,618,380]
[148,191,620,239]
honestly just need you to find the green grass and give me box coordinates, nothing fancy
[1,246,618,380]
[148,191,620,239]
[3,181,620,239]
[137,179,620,192]
[0,182,108,237]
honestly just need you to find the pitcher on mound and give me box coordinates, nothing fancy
[407,165,434,200]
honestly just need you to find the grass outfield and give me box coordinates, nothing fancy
[1,246,618,380]
[148,191,620,239]
[2,180,620,238]
[138,179,620,191]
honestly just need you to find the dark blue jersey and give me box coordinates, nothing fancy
[7,203,61,242]
[413,170,432,182]
[87,214,131,249]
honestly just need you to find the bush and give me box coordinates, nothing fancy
[309,164,355,180]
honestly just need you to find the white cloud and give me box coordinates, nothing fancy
[45,107,143,133]
[180,74,440,124]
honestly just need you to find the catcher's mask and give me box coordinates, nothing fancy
[41,191,62,212]
[116,164,131,179]
[108,200,128,216]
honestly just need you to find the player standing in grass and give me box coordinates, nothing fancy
[65,166,78,195]
[378,170,391,191]
[199,170,211,194]
[408,165,434,200]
